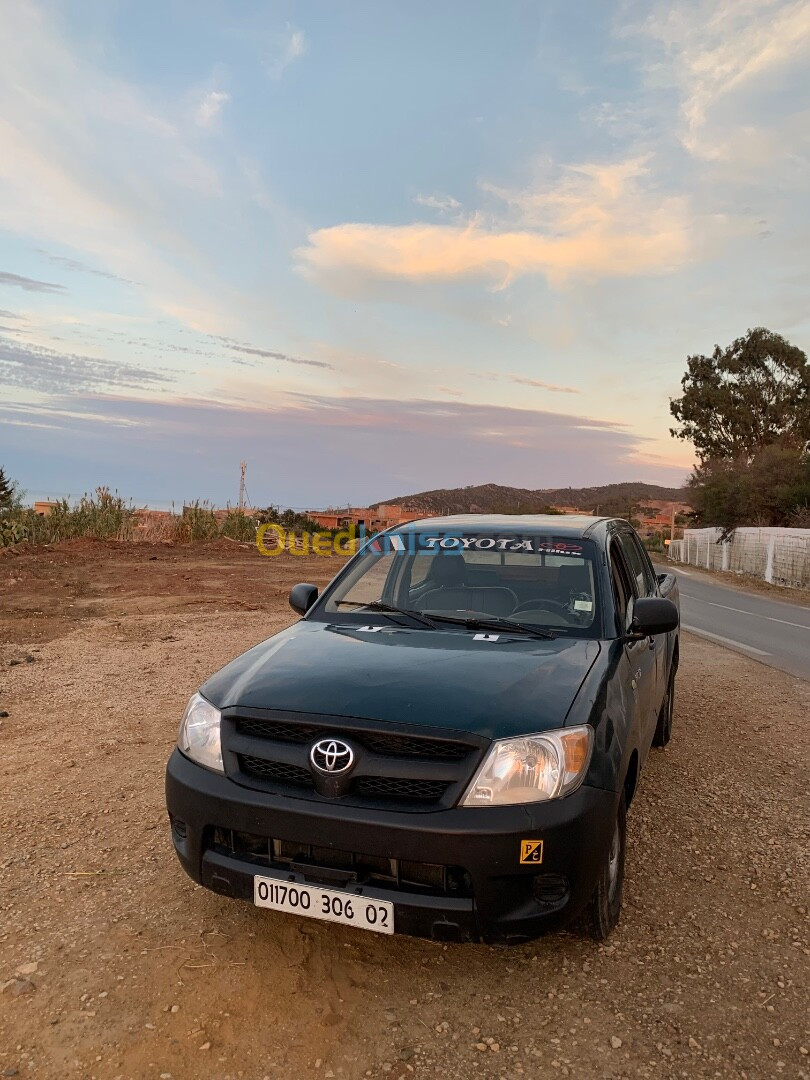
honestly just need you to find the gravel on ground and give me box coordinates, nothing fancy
[1,541,808,1079]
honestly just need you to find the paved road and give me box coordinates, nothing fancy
[656,563,810,679]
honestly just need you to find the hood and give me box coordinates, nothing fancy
[201,621,602,740]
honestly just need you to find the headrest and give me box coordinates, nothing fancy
[426,554,467,587]
[557,563,590,591]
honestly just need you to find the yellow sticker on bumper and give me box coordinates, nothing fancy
[520,840,544,864]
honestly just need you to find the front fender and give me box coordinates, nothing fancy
[565,639,642,795]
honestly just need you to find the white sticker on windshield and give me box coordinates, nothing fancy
[573,600,593,612]
[421,536,584,555]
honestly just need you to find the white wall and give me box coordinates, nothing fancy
[672,527,810,588]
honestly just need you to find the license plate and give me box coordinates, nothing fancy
[253,876,395,935]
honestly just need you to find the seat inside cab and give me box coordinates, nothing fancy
[414,551,595,626]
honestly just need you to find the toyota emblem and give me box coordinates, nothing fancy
[310,738,355,775]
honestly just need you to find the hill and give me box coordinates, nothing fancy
[373,482,690,517]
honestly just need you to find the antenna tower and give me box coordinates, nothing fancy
[238,461,247,512]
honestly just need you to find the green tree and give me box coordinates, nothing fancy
[688,446,810,534]
[0,466,13,510]
[670,328,810,462]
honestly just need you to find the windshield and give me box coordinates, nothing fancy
[315,530,602,637]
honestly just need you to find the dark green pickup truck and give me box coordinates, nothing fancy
[166,515,679,944]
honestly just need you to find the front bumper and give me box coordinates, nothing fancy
[166,749,618,944]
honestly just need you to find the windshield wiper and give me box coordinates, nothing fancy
[424,613,557,639]
[334,602,555,638]
[334,600,437,629]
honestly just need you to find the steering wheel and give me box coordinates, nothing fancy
[513,599,570,614]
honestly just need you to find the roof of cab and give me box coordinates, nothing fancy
[392,513,612,538]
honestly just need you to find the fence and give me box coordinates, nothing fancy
[669,527,810,588]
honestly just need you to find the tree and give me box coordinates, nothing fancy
[670,328,810,463]
[688,445,810,534]
[0,467,14,510]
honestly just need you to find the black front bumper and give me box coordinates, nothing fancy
[166,749,618,944]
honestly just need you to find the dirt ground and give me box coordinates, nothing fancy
[1,540,808,1080]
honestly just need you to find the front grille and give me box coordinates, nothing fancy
[235,716,470,760]
[225,711,486,811]
[354,776,449,801]
[240,757,314,789]
[361,732,468,760]
[208,827,473,897]
[236,718,319,743]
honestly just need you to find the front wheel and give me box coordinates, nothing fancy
[653,668,675,748]
[583,790,626,941]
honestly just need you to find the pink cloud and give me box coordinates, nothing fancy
[2,390,690,506]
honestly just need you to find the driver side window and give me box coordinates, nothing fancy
[609,542,635,633]
[618,531,655,598]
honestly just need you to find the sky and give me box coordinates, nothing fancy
[1,0,808,510]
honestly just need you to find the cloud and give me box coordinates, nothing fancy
[195,90,230,129]
[627,0,810,167]
[268,26,307,79]
[217,339,332,369]
[0,309,20,318]
[296,214,691,297]
[296,155,693,295]
[474,371,580,394]
[0,391,688,505]
[37,251,137,285]
[510,376,579,394]
[0,3,237,333]
[414,193,461,212]
[0,400,142,429]
[0,270,66,294]
[0,335,173,394]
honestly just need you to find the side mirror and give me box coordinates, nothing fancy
[627,597,679,639]
[289,582,318,616]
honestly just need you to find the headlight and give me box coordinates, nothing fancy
[461,726,593,807]
[177,692,223,773]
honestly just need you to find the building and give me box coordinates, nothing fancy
[635,499,693,540]
[33,500,59,516]
[307,503,423,532]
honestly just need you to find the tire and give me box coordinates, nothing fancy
[653,668,675,748]
[584,790,626,941]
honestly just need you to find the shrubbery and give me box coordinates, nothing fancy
[687,445,810,535]
[0,479,274,549]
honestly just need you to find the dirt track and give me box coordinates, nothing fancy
[1,541,808,1080]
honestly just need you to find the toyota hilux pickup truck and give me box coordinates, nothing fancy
[166,515,679,944]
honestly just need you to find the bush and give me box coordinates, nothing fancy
[688,443,810,535]
[0,487,134,546]
[220,511,258,542]
[176,502,219,543]
[51,489,133,541]
[0,517,29,546]
[0,487,337,549]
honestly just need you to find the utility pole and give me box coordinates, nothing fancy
[238,461,247,512]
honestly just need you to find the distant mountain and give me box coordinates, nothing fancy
[373,482,691,517]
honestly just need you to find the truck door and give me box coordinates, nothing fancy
[624,529,668,707]
[610,537,658,761]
